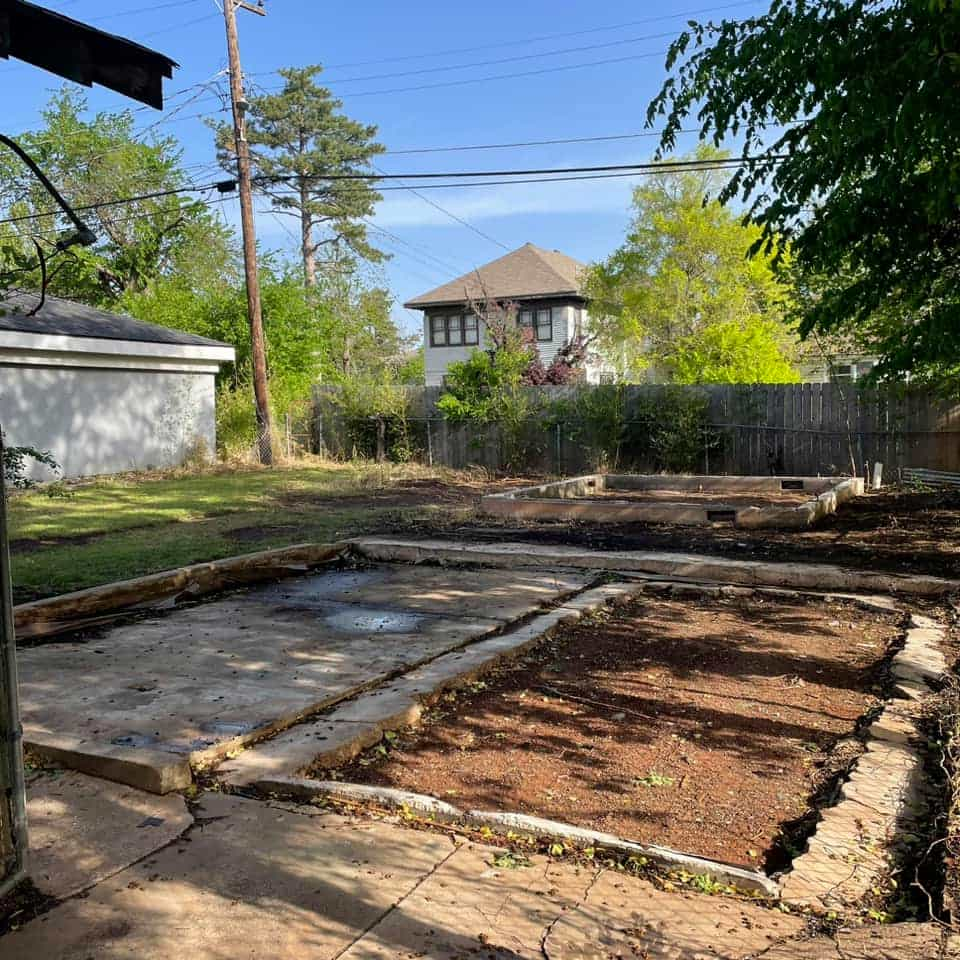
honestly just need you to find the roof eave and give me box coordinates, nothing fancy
[404,290,585,310]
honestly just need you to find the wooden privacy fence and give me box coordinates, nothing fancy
[312,383,960,478]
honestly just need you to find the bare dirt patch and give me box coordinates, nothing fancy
[575,488,812,508]
[330,595,900,869]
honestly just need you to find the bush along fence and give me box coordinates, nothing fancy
[311,383,960,478]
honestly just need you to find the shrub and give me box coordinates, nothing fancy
[2,441,59,490]
[624,388,717,473]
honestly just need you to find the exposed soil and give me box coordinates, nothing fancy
[578,489,812,508]
[399,487,960,579]
[332,595,900,869]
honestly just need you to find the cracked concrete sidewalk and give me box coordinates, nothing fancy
[6,781,951,959]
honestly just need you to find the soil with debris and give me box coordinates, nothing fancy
[581,488,812,507]
[401,487,960,579]
[332,595,900,869]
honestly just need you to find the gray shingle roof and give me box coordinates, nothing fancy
[0,291,231,349]
[403,243,587,309]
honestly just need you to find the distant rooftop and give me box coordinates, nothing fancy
[0,291,231,348]
[404,242,587,309]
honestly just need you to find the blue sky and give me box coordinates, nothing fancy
[0,0,769,334]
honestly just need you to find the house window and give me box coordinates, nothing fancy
[517,307,552,341]
[429,314,479,348]
[535,308,553,342]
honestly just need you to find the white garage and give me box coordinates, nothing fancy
[0,291,235,479]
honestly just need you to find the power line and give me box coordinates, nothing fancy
[383,130,697,156]
[301,31,681,88]
[88,0,204,22]
[257,156,786,184]
[0,155,785,228]
[287,1,766,73]
[369,162,509,252]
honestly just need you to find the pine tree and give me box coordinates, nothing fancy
[213,65,385,287]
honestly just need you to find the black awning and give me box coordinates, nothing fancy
[0,0,177,109]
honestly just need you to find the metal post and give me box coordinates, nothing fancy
[426,418,433,468]
[0,434,27,897]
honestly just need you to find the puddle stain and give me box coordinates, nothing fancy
[323,607,424,634]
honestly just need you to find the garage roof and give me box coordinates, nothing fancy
[0,292,231,349]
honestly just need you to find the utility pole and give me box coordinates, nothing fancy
[222,0,274,465]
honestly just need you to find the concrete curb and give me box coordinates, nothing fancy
[24,735,192,794]
[255,775,779,898]
[349,538,959,597]
[623,579,900,614]
[779,615,947,912]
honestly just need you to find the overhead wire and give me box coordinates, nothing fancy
[0,155,787,227]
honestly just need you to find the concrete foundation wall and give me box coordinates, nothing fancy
[482,474,864,529]
[604,475,837,494]
[0,366,216,479]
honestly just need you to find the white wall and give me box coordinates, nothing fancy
[0,365,217,479]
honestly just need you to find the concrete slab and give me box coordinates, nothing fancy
[351,538,960,596]
[249,566,585,621]
[5,792,806,960]
[25,769,192,900]
[18,564,587,792]
[3,794,457,959]
[544,870,804,960]
[339,842,596,959]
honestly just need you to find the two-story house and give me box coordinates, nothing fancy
[404,242,611,386]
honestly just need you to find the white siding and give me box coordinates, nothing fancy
[421,302,622,386]
[0,365,217,479]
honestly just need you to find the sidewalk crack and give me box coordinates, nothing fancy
[540,867,603,960]
[330,843,460,959]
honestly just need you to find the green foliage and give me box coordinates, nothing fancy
[649,0,960,387]
[549,385,628,471]
[634,771,675,788]
[0,88,236,304]
[437,331,545,471]
[585,145,798,383]
[332,374,416,462]
[669,318,800,384]
[626,388,715,473]
[212,65,385,285]
[2,443,58,490]
[122,260,408,458]
[435,338,533,423]
[214,385,259,460]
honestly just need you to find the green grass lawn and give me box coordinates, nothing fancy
[7,462,475,603]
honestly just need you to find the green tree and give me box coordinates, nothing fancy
[0,88,235,305]
[213,66,385,287]
[649,0,960,386]
[585,146,798,383]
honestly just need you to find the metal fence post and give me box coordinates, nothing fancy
[0,433,27,897]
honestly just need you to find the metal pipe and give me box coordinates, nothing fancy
[0,434,27,897]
